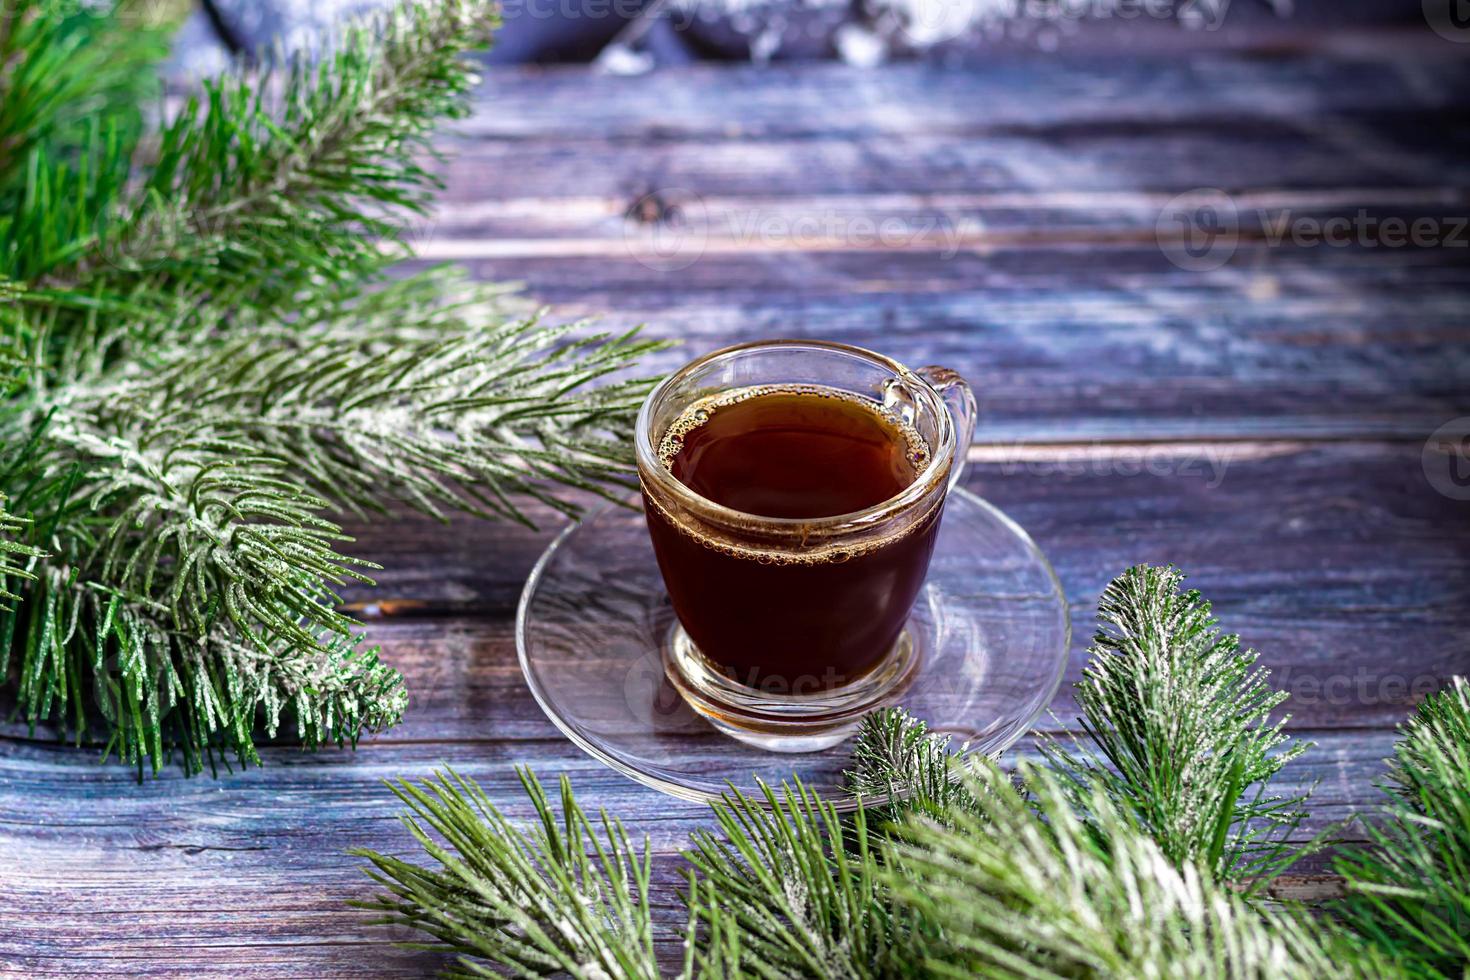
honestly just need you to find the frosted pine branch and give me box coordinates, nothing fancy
[1332,678,1470,974]
[359,567,1426,978]
[353,768,663,980]
[0,0,662,775]
[886,761,1378,979]
[1038,564,1311,887]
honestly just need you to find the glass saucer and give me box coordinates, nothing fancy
[516,488,1070,808]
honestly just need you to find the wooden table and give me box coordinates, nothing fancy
[5,38,1470,977]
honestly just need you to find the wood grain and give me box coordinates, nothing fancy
[458,54,1470,139]
[0,728,1404,978]
[10,438,1465,744]
[2,441,1462,976]
[439,245,1470,441]
[5,37,1470,979]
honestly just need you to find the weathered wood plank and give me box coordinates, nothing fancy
[0,728,1403,977]
[6,47,1468,979]
[0,726,1391,847]
[432,134,1470,208]
[431,243,1470,442]
[462,55,1470,140]
[3,442,1456,746]
[300,443,1470,734]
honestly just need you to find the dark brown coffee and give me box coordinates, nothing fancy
[643,385,942,691]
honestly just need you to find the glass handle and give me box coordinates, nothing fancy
[917,365,977,494]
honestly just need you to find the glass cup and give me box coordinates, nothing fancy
[635,340,977,751]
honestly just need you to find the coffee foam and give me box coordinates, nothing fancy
[647,384,938,565]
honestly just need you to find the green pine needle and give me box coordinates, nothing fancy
[3,0,501,346]
[357,566,1446,979]
[1038,564,1312,888]
[352,767,662,980]
[1331,678,1470,976]
[0,1,172,205]
[0,0,667,775]
[684,780,918,979]
[116,271,671,527]
[845,706,975,825]
[0,302,664,773]
[885,760,1378,980]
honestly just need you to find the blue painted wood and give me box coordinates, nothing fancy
[2,442,1462,975]
[0,729,1404,977]
[4,42,1469,978]
[442,246,1470,442]
[454,52,1470,139]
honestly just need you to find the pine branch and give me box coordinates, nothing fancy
[8,398,375,650]
[352,768,662,980]
[849,569,1311,885]
[1332,677,1470,976]
[0,492,43,604]
[353,769,887,980]
[5,0,499,338]
[0,568,404,775]
[845,706,976,826]
[0,0,673,779]
[0,295,659,773]
[0,0,668,776]
[683,781,919,979]
[353,763,1396,980]
[0,1,171,199]
[884,760,1380,979]
[1038,564,1311,887]
[351,569,1470,978]
[0,2,171,301]
[355,568,1385,978]
[103,271,671,527]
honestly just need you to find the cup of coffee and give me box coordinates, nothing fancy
[635,340,977,751]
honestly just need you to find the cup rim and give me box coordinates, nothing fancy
[634,339,956,532]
